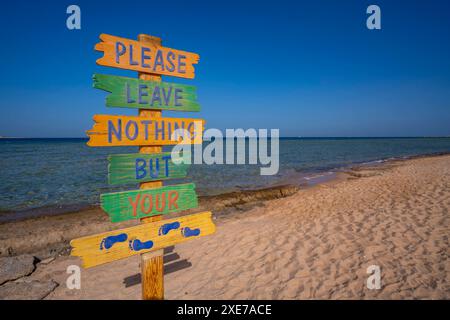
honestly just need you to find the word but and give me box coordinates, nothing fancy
[135,156,171,180]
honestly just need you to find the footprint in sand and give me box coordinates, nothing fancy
[100,233,128,250]
[158,221,180,236]
[129,238,154,251]
[181,227,201,237]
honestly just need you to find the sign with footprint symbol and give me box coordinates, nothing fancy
[71,211,215,268]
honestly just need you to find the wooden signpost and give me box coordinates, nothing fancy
[70,33,215,300]
[137,34,165,300]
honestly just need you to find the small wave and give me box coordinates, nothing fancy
[304,171,334,181]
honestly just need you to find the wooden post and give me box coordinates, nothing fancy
[138,34,164,300]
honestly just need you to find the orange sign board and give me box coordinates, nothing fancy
[95,34,199,79]
[86,114,204,146]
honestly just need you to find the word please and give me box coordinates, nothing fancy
[115,42,187,74]
[128,191,179,216]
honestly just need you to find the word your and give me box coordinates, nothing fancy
[367,265,381,289]
[66,5,81,30]
[172,128,280,175]
[100,184,198,222]
[128,190,179,216]
[367,5,381,30]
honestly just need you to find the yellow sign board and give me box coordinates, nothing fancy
[71,211,215,268]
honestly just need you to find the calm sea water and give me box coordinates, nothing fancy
[1,137,450,218]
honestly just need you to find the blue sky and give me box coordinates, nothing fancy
[1,0,449,137]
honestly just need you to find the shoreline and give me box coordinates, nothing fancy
[0,183,301,259]
[0,152,448,259]
[0,152,448,299]
[2,150,449,224]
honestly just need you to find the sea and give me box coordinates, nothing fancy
[1,137,450,221]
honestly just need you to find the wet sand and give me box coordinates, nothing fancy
[1,154,449,299]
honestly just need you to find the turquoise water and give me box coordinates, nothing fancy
[1,137,450,218]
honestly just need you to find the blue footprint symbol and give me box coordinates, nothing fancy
[100,233,128,250]
[129,238,154,252]
[181,227,201,238]
[158,221,180,236]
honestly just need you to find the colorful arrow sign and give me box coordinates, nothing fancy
[70,211,215,268]
[108,152,190,185]
[95,34,199,79]
[93,73,200,111]
[101,183,198,222]
[86,114,204,147]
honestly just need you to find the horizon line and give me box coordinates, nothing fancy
[1,136,450,139]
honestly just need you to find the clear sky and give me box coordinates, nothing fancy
[1,0,449,137]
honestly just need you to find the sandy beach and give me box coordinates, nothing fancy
[1,154,449,299]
